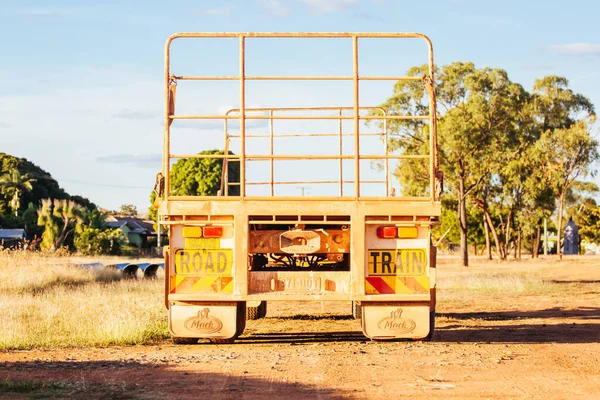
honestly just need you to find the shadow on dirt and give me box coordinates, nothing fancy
[273,314,356,321]
[0,360,349,400]
[440,307,600,321]
[240,331,367,344]
[436,307,600,343]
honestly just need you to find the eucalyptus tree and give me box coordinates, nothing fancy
[532,76,597,259]
[536,122,598,259]
[378,62,528,266]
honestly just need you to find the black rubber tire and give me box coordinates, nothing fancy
[172,337,198,345]
[246,301,267,320]
[352,301,362,320]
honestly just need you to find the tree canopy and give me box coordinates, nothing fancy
[378,64,598,264]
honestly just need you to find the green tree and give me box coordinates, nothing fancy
[119,204,138,217]
[531,75,596,259]
[0,153,69,214]
[378,62,527,266]
[170,150,240,196]
[536,121,598,259]
[0,170,36,216]
[37,199,85,251]
[149,149,240,226]
[74,227,127,255]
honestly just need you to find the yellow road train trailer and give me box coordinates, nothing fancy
[156,32,442,343]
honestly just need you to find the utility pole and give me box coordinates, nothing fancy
[544,218,548,256]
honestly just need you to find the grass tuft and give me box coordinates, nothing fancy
[0,250,168,350]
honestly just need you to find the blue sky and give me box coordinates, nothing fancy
[1,0,599,212]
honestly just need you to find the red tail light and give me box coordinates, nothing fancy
[376,226,397,239]
[202,226,223,238]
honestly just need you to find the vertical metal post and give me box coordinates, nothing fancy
[427,42,436,201]
[544,218,548,255]
[269,109,274,196]
[338,108,343,196]
[163,41,171,199]
[157,221,161,252]
[224,116,229,196]
[384,110,389,196]
[352,36,360,199]
[239,35,246,198]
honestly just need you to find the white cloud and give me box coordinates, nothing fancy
[548,43,600,56]
[300,0,357,13]
[258,0,290,16]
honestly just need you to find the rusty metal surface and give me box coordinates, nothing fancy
[249,228,350,255]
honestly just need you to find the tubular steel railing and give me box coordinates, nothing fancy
[163,32,439,201]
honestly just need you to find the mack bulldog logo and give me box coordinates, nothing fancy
[377,308,416,333]
[185,308,223,333]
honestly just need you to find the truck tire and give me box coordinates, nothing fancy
[246,301,267,320]
[352,301,362,320]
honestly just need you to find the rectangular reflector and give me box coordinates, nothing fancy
[376,226,397,239]
[182,226,202,238]
[202,226,223,238]
[398,227,418,239]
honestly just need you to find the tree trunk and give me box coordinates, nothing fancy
[504,210,512,260]
[484,214,492,260]
[517,229,522,260]
[533,225,541,258]
[483,208,503,259]
[458,178,469,267]
[557,193,565,260]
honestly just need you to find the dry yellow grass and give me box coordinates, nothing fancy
[0,250,167,350]
[2,250,598,349]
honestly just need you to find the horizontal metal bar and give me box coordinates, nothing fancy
[225,106,386,113]
[245,154,355,160]
[166,195,432,202]
[168,32,432,39]
[242,179,386,185]
[168,154,429,160]
[169,154,240,159]
[227,132,385,138]
[172,75,422,81]
[171,115,429,120]
[359,154,429,160]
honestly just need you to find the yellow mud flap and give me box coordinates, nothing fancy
[361,302,430,340]
[169,302,243,340]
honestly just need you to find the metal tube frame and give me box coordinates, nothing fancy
[163,32,437,202]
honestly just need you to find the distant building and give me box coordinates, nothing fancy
[104,216,164,248]
[563,218,579,255]
[0,228,27,248]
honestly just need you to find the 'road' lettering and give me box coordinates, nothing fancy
[176,250,230,275]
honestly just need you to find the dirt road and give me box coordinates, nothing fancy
[2,257,599,399]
